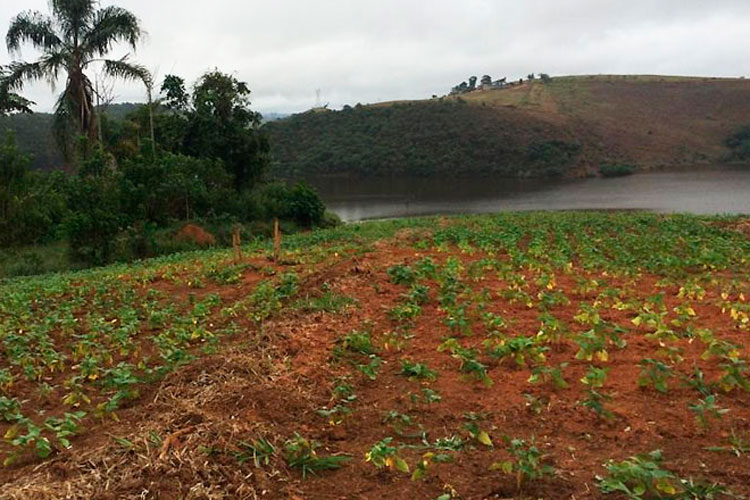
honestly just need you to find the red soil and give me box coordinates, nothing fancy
[1,239,749,499]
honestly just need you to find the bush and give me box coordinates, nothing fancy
[64,167,124,265]
[599,163,635,178]
[254,181,326,227]
[726,125,750,161]
[0,131,68,247]
[286,182,326,227]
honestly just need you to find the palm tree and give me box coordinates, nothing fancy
[0,66,32,115]
[2,0,151,156]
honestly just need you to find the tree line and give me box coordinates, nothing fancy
[0,0,329,275]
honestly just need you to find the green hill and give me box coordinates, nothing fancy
[265,100,587,178]
[266,75,750,178]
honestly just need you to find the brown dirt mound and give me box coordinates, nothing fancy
[175,224,216,247]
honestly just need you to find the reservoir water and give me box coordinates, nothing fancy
[306,167,750,222]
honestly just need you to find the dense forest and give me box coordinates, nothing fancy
[0,0,329,278]
[265,100,584,178]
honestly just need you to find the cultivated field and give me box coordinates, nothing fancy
[1,212,749,499]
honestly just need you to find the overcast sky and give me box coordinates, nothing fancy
[2,0,750,115]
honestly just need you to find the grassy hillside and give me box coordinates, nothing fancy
[267,75,750,178]
[1,211,750,499]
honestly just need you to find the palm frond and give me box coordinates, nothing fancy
[6,10,61,52]
[0,68,34,115]
[0,91,34,115]
[3,61,46,91]
[83,6,143,56]
[3,51,68,91]
[51,0,96,42]
[102,57,152,87]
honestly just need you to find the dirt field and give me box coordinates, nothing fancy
[1,213,749,499]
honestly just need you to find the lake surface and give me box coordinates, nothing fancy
[306,167,750,222]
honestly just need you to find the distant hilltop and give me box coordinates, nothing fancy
[267,74,750,179]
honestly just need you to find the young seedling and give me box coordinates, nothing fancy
[284,434,349,479]
[580,365,609,388]
[462,413,494,447]
[491,437,555,494]
[580,389,615,421]
[412,452,453,481]
[235,438,276,468]
[705,429,750,457]
[387,264,417,286]
[365,437,410,473]
[689,395,729,430]
[409,388,443,405]
[399,360,438,381]
[598,449,730,499]
[528,363,569,389]
[637,359,672,394]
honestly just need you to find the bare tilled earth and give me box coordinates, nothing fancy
[1,226,750,500]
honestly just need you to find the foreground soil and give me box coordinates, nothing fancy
[1,213,749,499]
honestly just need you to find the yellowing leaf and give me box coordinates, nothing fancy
[477,430,493,447]
[394,457,410,473]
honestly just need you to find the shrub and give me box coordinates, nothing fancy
[600,163,635,177]
[725,125,750,161]
[286,182,325,227]
[254,181,326,227]
[64,168,124,265]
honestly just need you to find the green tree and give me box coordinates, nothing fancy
[183,71,270,191]
[0,131,30,227]
[0,131,67,246]
[63,150,123,264]
[3,0,151,156]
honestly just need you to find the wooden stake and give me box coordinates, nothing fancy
[232,226,242,262]
[273,218,281,262]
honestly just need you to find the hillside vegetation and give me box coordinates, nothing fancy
[266,75,750,178]
[265,100,587,178]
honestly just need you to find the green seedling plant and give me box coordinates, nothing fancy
[356,355,382,381]
[581,389,615,420]
[461,413,494,447]
[335,330,376,357]
[399,360,438,381]
[528,363,570,389]
[598,449,729,500]
[284,434,350,479]
[581,365,609,388]
[638,359,673,394]
[235,438,276,467]
[409,388,442,405]
[682,367,717,397]
[491,437,555,494]
[365,437,410,473]
[705,429,750,457]
[439,338,493,387]
[412,451,453,481]
[689,395,729,430]
[383,411,422,437]
[484,335,548,368]
[387,264,416,286]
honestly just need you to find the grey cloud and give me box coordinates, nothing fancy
[1,0,749,114]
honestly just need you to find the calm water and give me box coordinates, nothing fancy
[307,167,750,222]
